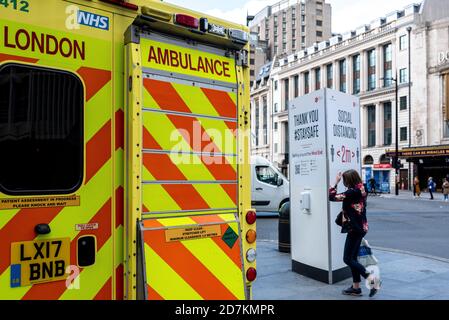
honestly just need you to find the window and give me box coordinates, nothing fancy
[367,105,376,147]
[444,74,449,137]
[263,96,268,145]
[380,154,391,164]
[292,39,296,49]
[316,31,323,37]
[304,71,310,94]
[399,68,408,84]
[301,26,305,32]
[364,155,374,165]
[399,35,408,50]
[274,46,278,55]
[352,54,361,94]
[316,9,323,16]
[301,36,306,43]
[274,80,278,91]
[316,20,323,26]
[400,96,407,110]
[282,42,287,50]
[294,75,299,98]
[383,102,392,146]
[254,99,259,146]
[274,143,278,153]
[274,122,278,131]
[0,64,83,195]
[255,166,279,186]
[274,103,279,113]
[368,49,376,91]
[301,15,305,22]
[326,63,333,88]
[400,127,408,141]
[383,44,393,87]
[339,59,347,93]
[315,68,321,90]
[284,79,289,110]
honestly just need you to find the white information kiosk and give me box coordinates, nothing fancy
[288,88,361,284]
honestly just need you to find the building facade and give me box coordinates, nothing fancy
[248,0,332,87]
[251,0,449,193]
[250,0,332,58]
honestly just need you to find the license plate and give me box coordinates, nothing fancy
[10,238,70,287]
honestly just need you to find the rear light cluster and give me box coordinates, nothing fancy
[245,210,257,281]
[245,211,256,244]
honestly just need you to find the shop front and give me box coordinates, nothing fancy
[387,146,449,192]
[373,164,392,193]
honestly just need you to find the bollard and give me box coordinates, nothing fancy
[278,201,290,253]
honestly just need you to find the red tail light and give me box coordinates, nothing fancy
[99,0,138,11]
[246,267,257,281]
[246,210,256,224]
[175,14,199,29]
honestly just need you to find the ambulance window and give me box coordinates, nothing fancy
[0,64,83,195]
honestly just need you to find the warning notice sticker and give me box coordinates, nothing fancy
[165,225,222,242]
[0,196,80,210]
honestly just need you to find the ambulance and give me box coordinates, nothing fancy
[0,0,256,300]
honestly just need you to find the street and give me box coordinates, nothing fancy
[257,195,449,259]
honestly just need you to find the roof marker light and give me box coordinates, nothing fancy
[141,6,172,22]
[175,14,199,29]
[229,29,249,44]
[99,0,138,11]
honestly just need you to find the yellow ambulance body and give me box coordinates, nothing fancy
[0,0,255,300]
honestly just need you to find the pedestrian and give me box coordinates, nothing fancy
[413,176,421,198]
[369,177,376,195]
[330,170,376,297]
[428,177,435,200]
[443,178,449,202]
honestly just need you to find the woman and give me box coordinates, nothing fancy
[413,177,421,198]
[442,178,449,201]
[329,170,373,297]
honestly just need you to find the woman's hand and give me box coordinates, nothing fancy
[335,172,342,186]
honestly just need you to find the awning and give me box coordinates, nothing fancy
[386,145,449,158]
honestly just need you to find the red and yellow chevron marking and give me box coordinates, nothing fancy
[0,51,115,299]
[141,214,245,300]
[141,78,238,214]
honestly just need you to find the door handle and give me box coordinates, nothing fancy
[256,187,263,191]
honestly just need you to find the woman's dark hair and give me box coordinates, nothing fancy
[342,170,362,188]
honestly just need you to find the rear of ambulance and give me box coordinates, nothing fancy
[123,1,256,300]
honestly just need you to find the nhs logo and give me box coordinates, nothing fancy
[77,10,109,30]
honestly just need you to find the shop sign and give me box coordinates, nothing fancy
[374,164,392,169]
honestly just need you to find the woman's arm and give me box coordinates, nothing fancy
[329,172,346,202]
[329,186,347,202]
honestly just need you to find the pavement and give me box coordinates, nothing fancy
[377,189,448,202]
[253,240,449,300]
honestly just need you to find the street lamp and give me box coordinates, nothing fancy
[381,71,400,196]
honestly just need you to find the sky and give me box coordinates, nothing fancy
[165,0,419,33]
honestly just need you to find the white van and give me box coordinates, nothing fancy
[251,156,290,213]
